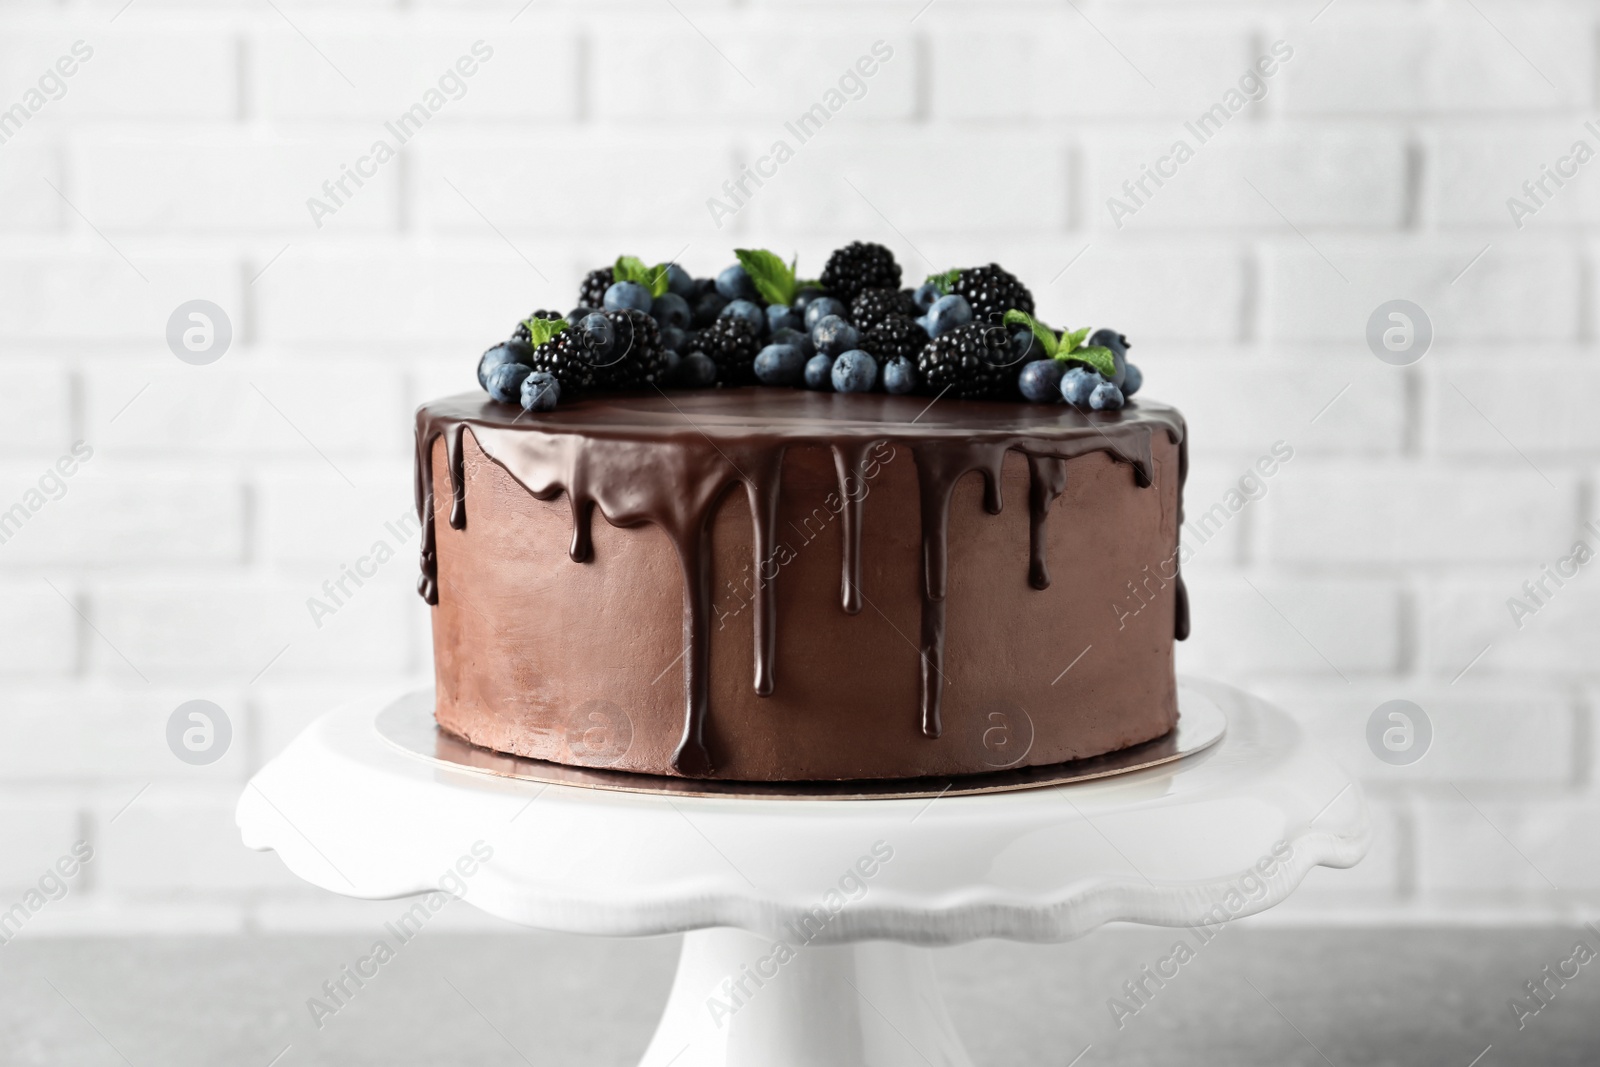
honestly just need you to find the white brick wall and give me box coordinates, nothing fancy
[1,0,1596,932]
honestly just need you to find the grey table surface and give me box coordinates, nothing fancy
[1,927,1596,1065]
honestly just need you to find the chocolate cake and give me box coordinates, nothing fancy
[417,244,1189,781]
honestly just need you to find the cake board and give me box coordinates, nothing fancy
[236,678,1369,1067]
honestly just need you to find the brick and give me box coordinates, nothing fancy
[252,250,537,344]
[0,362,73,456]
[1428,358,1600,455]
[1250,681,1580,788]
[0,256,239,341]
[78,135,398,232]
[1086,127,1408,231]
[1261,244,1580,342]
[1173,572,1402,678]
[85,361,410,460]
[255,462,417,566]
[742,131,1068,234]
[1430,125,1600,229]
[0,466,244,566]
[0,687,249,782]
[1032,17,1255,120]
[0,31,236,120]
[89,575,415,681]
[0,139,62,231]
[0,802,81,890]
[594,27,913,120]
[97,785,302,892]
[1416,795,1600,894]
[1262,464,1578,566]
[1139,349,1406,455]
[1056,245,1244,342]
[0,582,78,676]
[1421,574,1600,681]
[417,131,737,234]
[1279,13,1592,114]
[256,27,577,121]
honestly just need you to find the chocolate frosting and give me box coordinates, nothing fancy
[417,389,1187,777]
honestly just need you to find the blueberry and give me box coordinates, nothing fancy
[804,297,847,330]
[716,264,758,301]
[754,343,807,387]
[567,305,599,324]
[661,348,682,382]
[485,361,531,404]
[811,314,860,356]
[603,281,653,313]
[771,326,815,357]
[915,314,932,335]
[721,299,766,335]
[831,350,878,393]
[926,294,973,338]
[1089,381,1125,411]
[883,356,916,395]
[681,350,717,388]
[660,325,687,353]
[652,292,692,330]
[1018,360,1067,403]
[804,354,834,390]
[793,286,827,315]
[579,312,615,359]
[477,340,532,391]
[519,370,560,412]
[663,263,694,297]
[766,303,800,333]
[1060,366,1103,407]
[1089,328,1130,386]
[1122,362,1143,397]
[691,292,729,328]
[1011,328,1045,364]
[913,282,941,311]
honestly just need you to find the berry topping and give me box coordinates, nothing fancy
[916,322,1012,400]
[754,343,807,386]
[820,241,902,304]
[831,350,879,393]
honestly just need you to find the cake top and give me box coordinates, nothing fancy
[471,242,1148,416]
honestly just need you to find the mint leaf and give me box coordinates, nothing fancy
[613,255,651,286]
[646,263,673,298]
[1059,326,1092,354]
[925,268,961,295]
[1061,344,1115,379]
[521,316,568,347]
[1004,309,1058,358]
[735,248,797,306]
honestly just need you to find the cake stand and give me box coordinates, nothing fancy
[237,678,1369,1067]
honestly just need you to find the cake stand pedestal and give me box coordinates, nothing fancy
[237,679,1368,1067]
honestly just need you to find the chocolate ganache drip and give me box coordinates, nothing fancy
[416,389,1186,777]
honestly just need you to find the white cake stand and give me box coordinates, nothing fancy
[237,678,1368,1067]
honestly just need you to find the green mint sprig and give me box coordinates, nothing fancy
[613,255,673,298]
[925,268,961,296]
[734,248,801,306]
[1003,310,1116,379]
[520,316,568,347]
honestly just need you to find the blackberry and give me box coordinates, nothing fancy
[693,316,761,386]
[586,309,669,390]
[578,267,614,309]
[527,328,597,393]
[950,263,1034,324]
[820,241,901,305]
[916,322,1014,400]
[849,287,917,332]
[859,315,928,364]
[510,309,565,346]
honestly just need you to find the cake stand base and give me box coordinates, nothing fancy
[642,929,969,1067]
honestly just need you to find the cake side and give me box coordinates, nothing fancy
[423,390,1184,781]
